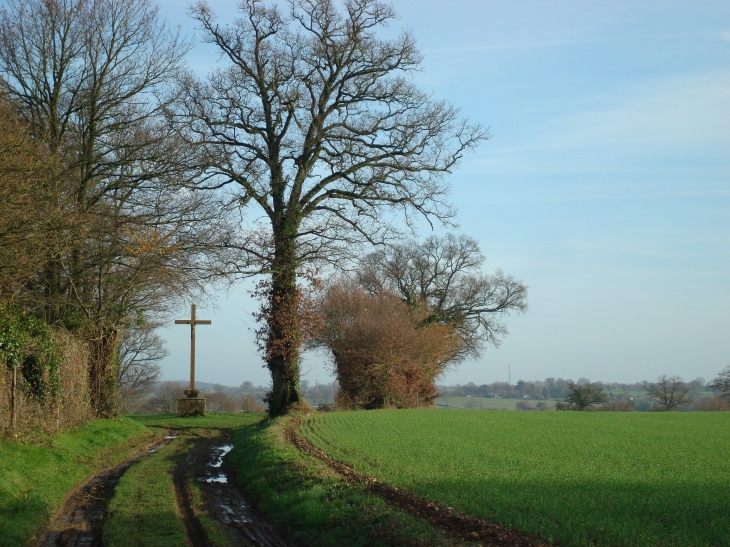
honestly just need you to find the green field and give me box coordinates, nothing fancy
[300,410,730,547]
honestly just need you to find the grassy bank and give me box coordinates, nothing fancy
[0,417,155,547]
[299,410,730,547]
[227,414,469,546]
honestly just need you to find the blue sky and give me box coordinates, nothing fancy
[155,0,729,388]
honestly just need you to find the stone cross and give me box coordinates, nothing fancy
[174,304,211,392]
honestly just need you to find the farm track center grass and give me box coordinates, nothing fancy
[300,410,730,547]
[0,417,154,546]
[103,437,190,547]
[109,414,264,547]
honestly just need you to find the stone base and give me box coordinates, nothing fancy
[177,397,206,417]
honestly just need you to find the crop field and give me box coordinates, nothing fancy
[299,410,730,547]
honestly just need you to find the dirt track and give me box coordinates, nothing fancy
[35,436,171,547]
[179,434,297,547]
[35,430,296,547]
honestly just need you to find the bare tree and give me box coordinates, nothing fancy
[153,380,186,414]
[180,0,488,416]
[647,375,692,411]
[710,366,730,401]
[357,233,527,360]
[117,323,167,413]
[556,381,608,410]
[205,391,236,413]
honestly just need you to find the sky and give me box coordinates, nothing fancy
[154,0,729,388]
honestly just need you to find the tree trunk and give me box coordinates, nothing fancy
[265,237,302,417]
[88,326,119,417]
[10,365,17,430]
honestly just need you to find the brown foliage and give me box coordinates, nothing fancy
[205,392,237,413]
[693,397,730,412]
[239,393,264,413]
[599,400,637,412]
[314,280,458,409]
[0,94,70,301]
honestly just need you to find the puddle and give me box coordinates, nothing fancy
[164,435,179,439]
[184,438,296,547]
[199,444,233,483]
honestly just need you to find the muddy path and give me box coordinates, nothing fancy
[286,419,552,547]
[35,435,176,547]
[178,434,298,547]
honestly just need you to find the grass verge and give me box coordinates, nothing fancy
[300,410,730,547]
[227,414,471,547]
[0,417,155,547]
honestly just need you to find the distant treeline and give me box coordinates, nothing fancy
[437,377,711,400]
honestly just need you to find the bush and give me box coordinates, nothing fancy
[692,397,730,411]
[600,401,637,412]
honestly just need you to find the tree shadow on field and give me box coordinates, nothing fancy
[416,476,730,547]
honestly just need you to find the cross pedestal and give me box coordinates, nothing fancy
[175,304,211,416]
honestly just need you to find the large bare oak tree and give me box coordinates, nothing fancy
[181,0,488,416]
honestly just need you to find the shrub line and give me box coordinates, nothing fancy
[285,418,552,547]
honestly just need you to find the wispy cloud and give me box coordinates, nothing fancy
[471,70,730,175]
[424,38,603,55]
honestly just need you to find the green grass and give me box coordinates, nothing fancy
[129,412,263,430]
[103,437,191,547]
[300,410,730,547]
[0,417,155,547]
[227,415,469,546]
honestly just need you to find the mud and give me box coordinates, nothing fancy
[181,435,297,547]
[35,436,173,547]
[286,419,553,547]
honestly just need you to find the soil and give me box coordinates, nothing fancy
[34,435,173,547]
[179,434,298,547]
[285,418,554,547]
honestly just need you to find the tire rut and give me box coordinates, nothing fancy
[34,435,174,547]
[286,418,554,547]
[178,434,298,547]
